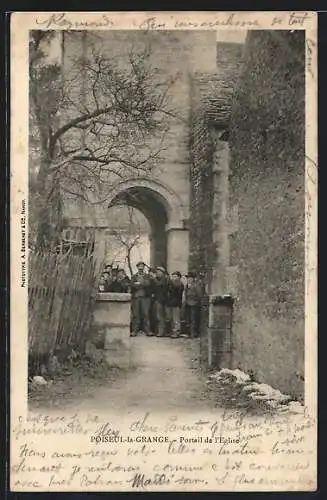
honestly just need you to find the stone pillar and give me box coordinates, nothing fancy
[150,229,167,269]
[93,292,131,368]
[210,138,230,296]
[207,295,234,369]
[166,227,189,275]
[206,138,234,369]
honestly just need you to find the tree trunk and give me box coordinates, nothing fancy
[127,249,133,277]
[35,152,63,252]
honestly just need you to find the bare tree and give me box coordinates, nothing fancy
[29,31,177,250]
[110,207,144,276]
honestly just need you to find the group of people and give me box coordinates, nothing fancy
[98,264,131,294]
[98,261,203,338]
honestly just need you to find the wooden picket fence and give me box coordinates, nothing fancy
[28,250,97,367]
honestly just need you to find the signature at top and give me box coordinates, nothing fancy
[36,13,114,30]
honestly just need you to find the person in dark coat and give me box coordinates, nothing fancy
[102,271,112,290]
[110,268,131,293]
[130,261,152,336]
[166,271,184,338]
[117,268,131,293]
[106,267,119,292]
[183,272,202,338]
[152,266,169,337]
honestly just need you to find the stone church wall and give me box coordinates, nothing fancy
[228,31,305,398]
[61,31,217,228]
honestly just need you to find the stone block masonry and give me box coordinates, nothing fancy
[93,293,132,369]
[188,42,243,291]
[188,42,243,373]
[189,105,215,283]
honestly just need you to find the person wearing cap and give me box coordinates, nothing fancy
[110,268,131,293]
[130,261,152,336]
[100,263,113,289]
[183,271,202,338]
[107,267,119,292]
[152,266,169,337]
[101,271,112,291]
[166,271,184,338]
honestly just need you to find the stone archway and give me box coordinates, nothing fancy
[107,178,189,274]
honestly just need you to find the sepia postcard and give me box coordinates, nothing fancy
[10,11,317,492]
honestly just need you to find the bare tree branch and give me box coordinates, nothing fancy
[110,206,144,275]
[29,30,179,248]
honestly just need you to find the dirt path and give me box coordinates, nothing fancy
[74,336,217,413]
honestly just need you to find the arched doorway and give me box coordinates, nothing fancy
[109,186,169,270]
[104,206,151,274]
[106,179,189,274]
